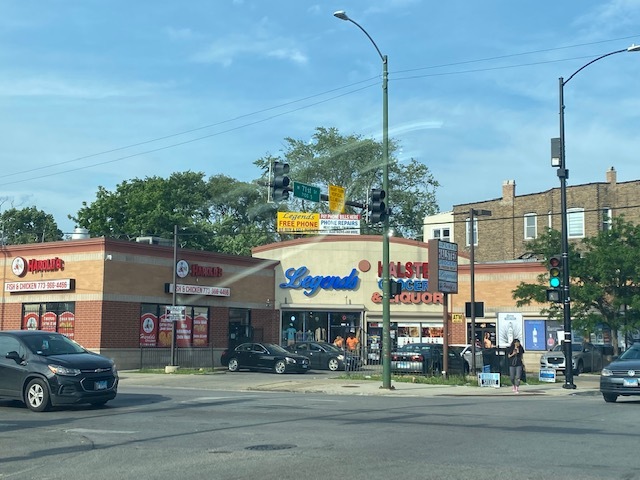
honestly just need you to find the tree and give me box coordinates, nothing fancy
[71,171,215,249]
[70,171,277,255]
[253,127,439,239]
[512,218,640,354]
[0,207,63,244]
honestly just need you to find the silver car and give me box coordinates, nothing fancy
[540,342,603,375]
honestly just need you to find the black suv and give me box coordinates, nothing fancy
[0,330,118,412]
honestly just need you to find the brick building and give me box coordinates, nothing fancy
[451,167,639,262]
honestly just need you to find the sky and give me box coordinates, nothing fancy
[1,0,640,236]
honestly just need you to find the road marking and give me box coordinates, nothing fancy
[65,428,137,434]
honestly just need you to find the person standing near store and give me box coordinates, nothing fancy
[507,338,525,393]
[483,332,493,349]
[346,332,359,352]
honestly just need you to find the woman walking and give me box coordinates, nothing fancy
[507,338,525,393]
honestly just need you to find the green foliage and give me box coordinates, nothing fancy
[0,206,63,244]
[254,127,439,239]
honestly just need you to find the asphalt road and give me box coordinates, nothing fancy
[0,373,638,480]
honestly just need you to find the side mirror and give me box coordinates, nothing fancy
[6,351,24,363]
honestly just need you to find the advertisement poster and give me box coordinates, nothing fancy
[496,313,523,348]
[545,321,562,351]
[524,320,546,351]
[192,314,208,347]
[41,311,58,332]
[23,311,39,330]
[140,313,157,347]
[158,312,173,347]
[58,311,75,338]
[176,315,193,347]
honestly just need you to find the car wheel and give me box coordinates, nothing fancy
[25,378,51,412]
[228,358,240,372]
[274,360,287,374]
[602,393,618,403]
[328,358,340,371]
[574,361,583,376]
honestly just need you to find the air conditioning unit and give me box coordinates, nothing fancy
[135,236,173,247]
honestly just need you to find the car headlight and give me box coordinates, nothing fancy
[601,368,613,377]
[337,355,345,361]
[285,357,297,364]
[112,364,118,376]
[48,364,81,376]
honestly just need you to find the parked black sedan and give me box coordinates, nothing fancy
[225,342,310,374]
[285,341,362,371]
[600,343,640,403]
[0,330,118,412]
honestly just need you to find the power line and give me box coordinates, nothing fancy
[3,35,639,187]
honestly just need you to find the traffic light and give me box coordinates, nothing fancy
[272,161,290,201]
[546,255,563,303]
[548,255,562,288]
[390,280,402,298]
[370,188,387,223]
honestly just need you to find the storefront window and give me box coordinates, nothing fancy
[281,310,361,347]
[22,303,76,338]
[140,304,210,348]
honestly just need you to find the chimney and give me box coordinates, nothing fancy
[606,166,617,185]
[502,180,515,204]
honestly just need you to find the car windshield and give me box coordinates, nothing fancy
[267,344,290,355]
[619,346,640,360]
[551,344,582,353]
[323,344,342,353]
[24,334,86,356]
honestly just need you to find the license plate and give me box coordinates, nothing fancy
[623,378,639,387]
[302,364,308,369]
[95,380,108,390]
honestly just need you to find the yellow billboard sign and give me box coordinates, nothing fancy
[328,184,345,213]
[277,212,320,234]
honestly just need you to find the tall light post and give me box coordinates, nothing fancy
[554,44,639,390]
[334,10,392,389]
[469,208,491,373]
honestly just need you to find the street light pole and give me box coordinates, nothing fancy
[557,44,639,390]
[469,208,491,373]
[334,10,392,389]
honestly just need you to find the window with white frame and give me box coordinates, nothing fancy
[524,213,537,240]
[465,218,478,246]
[432,227,451,242]
[567,208,585,238]
[602,208,613,231]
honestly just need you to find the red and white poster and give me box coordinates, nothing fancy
[58,311,75,338]
[140,313,157,347]
[23,312,39,330]
[192,314,208,347]
[176,315,193,348]
[158,312,173,347]
[41,311,57,332]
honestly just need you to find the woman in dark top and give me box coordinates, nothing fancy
[507,338,525,393]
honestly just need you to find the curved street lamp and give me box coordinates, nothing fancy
[555,44,640,390]
[333,10,392,389]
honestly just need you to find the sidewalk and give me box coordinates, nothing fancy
[118,370,601,398]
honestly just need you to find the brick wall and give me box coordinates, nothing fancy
[454,173,640,262]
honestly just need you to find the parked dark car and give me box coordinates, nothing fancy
[285,341,362,371]
[600,344,640,403]
[0,330,118,412]
[540,342,603,375]
[391,343,467,376]
[225,342,310,374]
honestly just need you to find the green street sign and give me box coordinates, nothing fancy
[293,182,320,202]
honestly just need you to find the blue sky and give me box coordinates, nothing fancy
[1,0,639,236]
